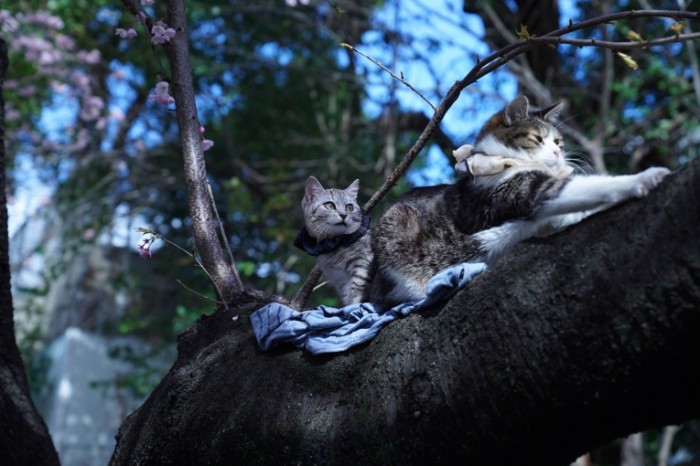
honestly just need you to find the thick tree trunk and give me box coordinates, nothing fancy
[111,159,700,466]
[0,39,60,466]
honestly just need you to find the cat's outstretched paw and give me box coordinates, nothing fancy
[634,167,672,197]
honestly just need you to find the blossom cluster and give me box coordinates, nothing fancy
[1,8,106,130]
[115,28,137,39]
[13,36,61,65]
[149,81,175,105]
[200,125,214,152]
[138,234,156,259]
[148,85,215,151]
[151,24,176,44]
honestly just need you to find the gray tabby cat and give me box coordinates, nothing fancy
[295,176,373,305]
[370,95,671,306]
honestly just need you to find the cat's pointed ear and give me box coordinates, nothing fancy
[540,101,565,121]
[304,176,325,201]
[345,179,360,198]
[504,95,529,126]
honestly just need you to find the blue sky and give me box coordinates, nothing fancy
[358,0,518,184]
[8,0,580,235]
[356,0,581,185]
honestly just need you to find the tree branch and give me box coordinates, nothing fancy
[164,0,244,302]
[120,0,244,303]
[110,157,700,466]
[341,43,437,112]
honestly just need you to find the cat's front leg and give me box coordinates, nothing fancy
[632,166,672,197]
[537,166,671,217]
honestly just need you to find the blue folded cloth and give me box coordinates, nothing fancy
[250,262,487,355]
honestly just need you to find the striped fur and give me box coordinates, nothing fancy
[369,96,670,306]
[301,176,373,305]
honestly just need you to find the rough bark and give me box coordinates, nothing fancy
[120,0,245,303]
[0,39,60,466]
[111,159,700,466]
[163,0,244,302]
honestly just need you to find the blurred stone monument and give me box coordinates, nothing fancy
[36,327,171,466]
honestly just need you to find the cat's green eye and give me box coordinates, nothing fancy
[324,202,336,210]
[554,137,563,146]
[346,204,354,212]
[533,134,544,144]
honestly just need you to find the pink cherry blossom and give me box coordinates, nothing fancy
[138,236,155,259]
[77,49,101,64]
[71,72,90,91]
[0,10,20,33]
[24,11,64,29]
[148,81,175,105]
[4,107,20,122]
[138,243,152,259]
[14,36,61,65]
[55,34,75,50]
[80,95,105,121]
[151,24,176,44]
[199,126,214,151]
[115,28,138,39]
[201,139,214,151]
[110,107,126,122]
[19,86,36,97]
[110,69,126,81]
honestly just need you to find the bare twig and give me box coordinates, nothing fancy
[137,227,228,310]
[290,266,322,309]
[593,28,614,174]
[206,180,236,269]
[529,31,700,49]
[176,279,222,305]
[341,43,436,112]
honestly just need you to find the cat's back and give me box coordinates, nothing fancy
[373,183,453,239]
[379,183,454,220]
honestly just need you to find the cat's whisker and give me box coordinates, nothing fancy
[555,114,580,129]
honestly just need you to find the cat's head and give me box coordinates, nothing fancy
[471,95,566,173]
[301,176,363,240]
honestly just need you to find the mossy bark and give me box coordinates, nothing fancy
[111,159,700,466]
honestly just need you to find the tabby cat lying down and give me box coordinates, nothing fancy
[369,96,670,306]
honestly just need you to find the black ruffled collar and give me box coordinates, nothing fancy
[294,210,370,257]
